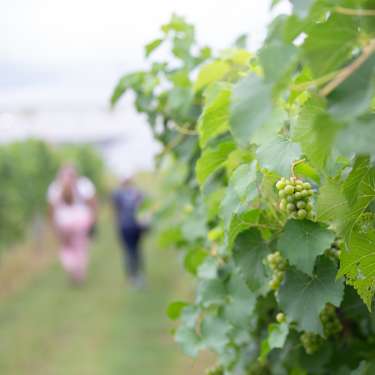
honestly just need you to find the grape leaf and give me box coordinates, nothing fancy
[279,257,344,334]
[328,55,375,120]
[317,179,350,230]
[302,14,358,76]
[222,272,257,327]
[342,157,375,234]
[294,161,320,184]
[291,96,340,169]
[197,256,218,280]
[278,219,335,275]
[196,278,226,308]
[233,34,248,49]
[260,322,289,361]
[200,314,231,353]
[175,326,202,357]
[168,69,191,88]
[184,247,208,275]
[167,301,188,320]
[338,229,375,310]
[220,162,259,229]
[256,137,302,176]
[111,72,145,106]
[233,229,270,295]
[268,322,289,348]
[252,108,287,145]
[175,305,202,357]
[145,38,163,57]
[336,115,375,158]
[198,83,231,148]
[290,0,315,18]
[259,39,299,83]
[227,209,261,250]
[194,60,230,92]
[181,206,207,241]
[317,158,375,240]
[230,75,273,147]
[196,141,236,186]
[343,156,375,207]
[180,305,200,328]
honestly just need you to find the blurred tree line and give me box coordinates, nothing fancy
[0,139,106,252]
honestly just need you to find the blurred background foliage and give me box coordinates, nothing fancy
[0,139,106,252]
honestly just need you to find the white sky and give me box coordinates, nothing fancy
[0,0,290,109]
[1,0,288,67]
[0,0,290,176]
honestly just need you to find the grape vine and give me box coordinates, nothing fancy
[112,2,375,374]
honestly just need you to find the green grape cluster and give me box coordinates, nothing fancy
[267,252,287,290]
[326,238,343,260]
[320,304,342,338]
[300,332,323,355]
[276,177,314,219]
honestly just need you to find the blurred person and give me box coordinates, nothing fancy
[112,177,146,287]
[48,164,97,284]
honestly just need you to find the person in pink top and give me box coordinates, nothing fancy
[47,164,97,284]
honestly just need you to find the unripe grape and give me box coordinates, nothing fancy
[294,192,302,199]
[326,238,342,261]
[300,332,322,354]
[306,202,313,211]
[267,252,286,291]
[280,200,286,210]
[320,304,342,338]
[296,201,306,209]
[301,190,309,198]
[279,189,287,198]
[287,196,294,203]
[267,251,284,269]
[303,182,312,189]
[284,185,294,195]
[276,312,286,323]
[295,184,303,192]
[297,209,307,219]
[287,203,296,212]
[276,180,286,190]
[266,253,274,264]
[269,278,280,290]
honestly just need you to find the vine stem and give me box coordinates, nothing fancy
[158,133,186,157]
[335,6,375,16]
[291,159,306,178]
[291,70,338,92]
[171,122,198,135]
[319,38,375,97]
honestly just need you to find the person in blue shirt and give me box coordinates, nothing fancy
[112,177,146,286]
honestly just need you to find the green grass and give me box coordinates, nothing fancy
[0,213,204,375]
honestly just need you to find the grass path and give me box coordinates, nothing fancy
[0,214,210,374]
